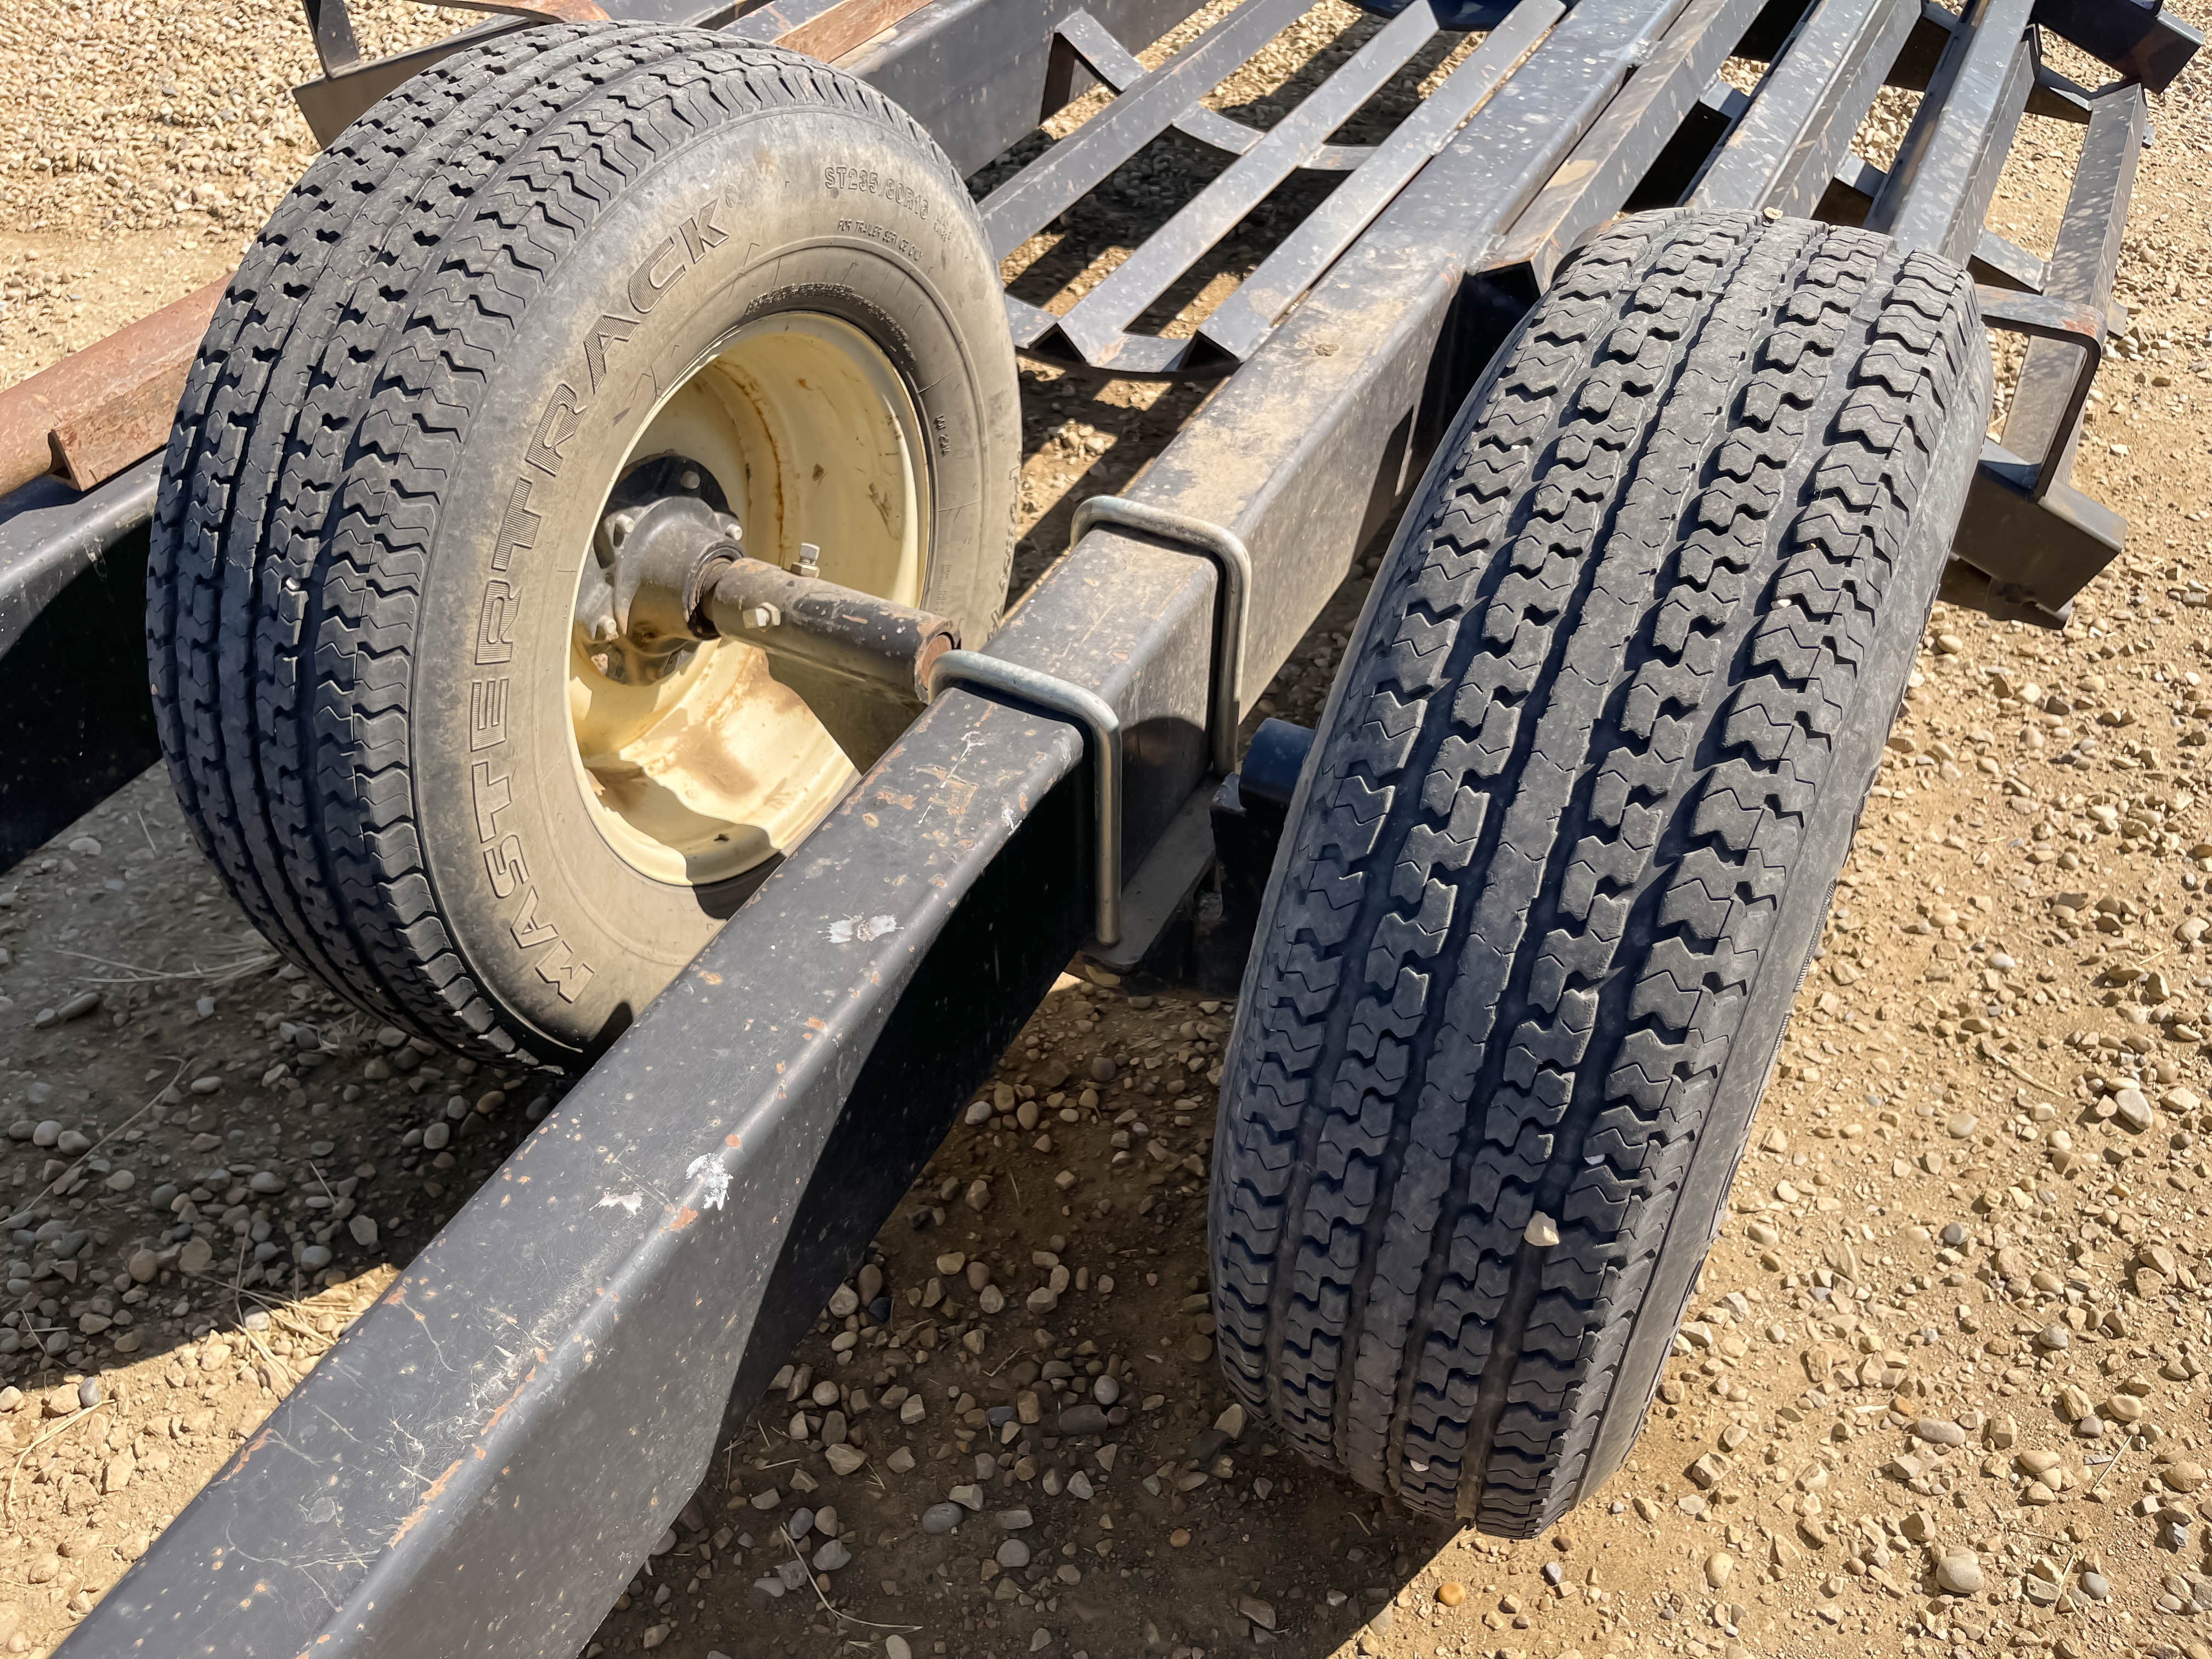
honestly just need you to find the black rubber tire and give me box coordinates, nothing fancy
[149,25,1019,1066]
[1207,211,1990,1534]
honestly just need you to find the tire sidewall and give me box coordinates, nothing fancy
[403,97,1017,1058]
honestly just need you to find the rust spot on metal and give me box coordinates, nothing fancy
[700,971,723,985]
[672,1206,700,1229]
[391,1458,465,1545]
[480,1367,536,1438]
[805,1017,828,1032]
[231,1424,279,1470]
[726,1132,742,1147]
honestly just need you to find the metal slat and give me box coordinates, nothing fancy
[1135,0,1699,694]
[1054,9,1263,155]
[1973,226,2046,291]
[977,0,1312,259]
[1047,0,1444,369]
[1823,154,2051,290]
[2000,80,2144,484]
[1691,0,1916,216]
[1196,0,1561,361]
[1481,0,1770,290]
[1700,78,1751,121]
[1053,9,1376,167]
[1864,0,2036,263]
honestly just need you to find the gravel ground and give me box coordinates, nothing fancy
[4,3,2212,1658]
[0,0,448,387]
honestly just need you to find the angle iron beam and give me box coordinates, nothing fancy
[1973,227,2047,292]
[0,276,229,499]
[1480,0,1774,295]
[1700,79,1752,121]
[1690,0,1917,218]
[975,0,1314,260]
[1045,0,1444,370]
[723,0,948,60]
[1050,8,1376,168]
[2027,59,2097,122]
[2000,80,2144,494]
[1864,0,2036,264]
[1052,8,1261,157]
[292,16,530,144]
[302,0,364,75]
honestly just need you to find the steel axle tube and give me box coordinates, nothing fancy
[699,555,960,705]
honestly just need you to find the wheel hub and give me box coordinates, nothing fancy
[561,313,934,888]
[574,488,742,686]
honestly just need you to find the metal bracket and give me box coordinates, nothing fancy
[1070,495,1249,779]
[927,650,1125,945]
[1976,284,2106,501]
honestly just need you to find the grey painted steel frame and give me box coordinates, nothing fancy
[35,0,2193,1648]
[57,0,1760,1646]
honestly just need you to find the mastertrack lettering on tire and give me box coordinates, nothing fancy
[1207,210,1991,1534]
[149,25,1019,1065]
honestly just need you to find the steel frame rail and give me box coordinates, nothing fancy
[5,0,2191,1646]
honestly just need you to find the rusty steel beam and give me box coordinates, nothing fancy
[732,0,950,62]
[0,275,228,499]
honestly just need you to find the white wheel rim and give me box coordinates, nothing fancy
[565,313,932,887]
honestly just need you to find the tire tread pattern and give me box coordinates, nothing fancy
[150,26,969,1062]
[1207,210,1982,1534]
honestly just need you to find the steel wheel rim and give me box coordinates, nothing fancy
[564,313,932,888]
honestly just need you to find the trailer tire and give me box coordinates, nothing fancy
[149,25,1019,1065]
[1207,211,1989,1533]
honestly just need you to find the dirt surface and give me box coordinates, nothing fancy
[6,3,2212,1658]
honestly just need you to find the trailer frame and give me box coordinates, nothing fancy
[0,0,2193,1644]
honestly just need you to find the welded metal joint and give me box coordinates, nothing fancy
[1070,494,1250,778]
[927,650,1125,945]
